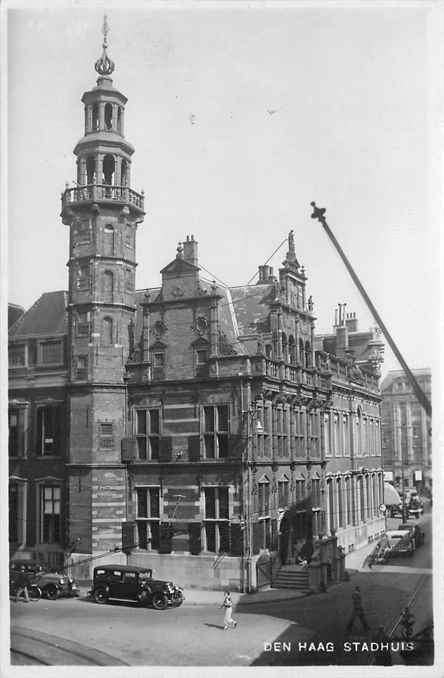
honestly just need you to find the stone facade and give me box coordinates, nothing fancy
[380,369,432,492]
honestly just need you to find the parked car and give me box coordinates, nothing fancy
[88,564,184,610]
[398,522,425,548]
[10,559,80,600]
[389,504,404,518]
[385,529,415,556]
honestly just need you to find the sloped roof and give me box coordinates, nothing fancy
[228,284,275,336]
[380,368,431,392]
[8,304,24,328]
[9,291,68,338]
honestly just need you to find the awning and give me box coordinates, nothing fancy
[384,482,402,506]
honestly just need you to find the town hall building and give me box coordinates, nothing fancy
[8,26,386,591]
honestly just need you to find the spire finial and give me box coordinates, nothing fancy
[95,14,115,76]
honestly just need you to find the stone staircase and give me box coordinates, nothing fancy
[273,565,310,591]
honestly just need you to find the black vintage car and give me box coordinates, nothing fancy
[10,559,80,600]
[88,564,184,610]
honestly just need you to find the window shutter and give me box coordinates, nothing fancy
[159,522,173,553]
[229,523,243,556]
[228,434,244,460]
[159,436,173,462]
[252,521,262,554]
[188,522,202,555]
[188,435,201,461]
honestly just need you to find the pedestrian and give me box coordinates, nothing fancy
[372,625,392,665]
[14,565,30,603]
[346,585,369,633]
[220,591,237,630]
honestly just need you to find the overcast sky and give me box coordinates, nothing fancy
[6,2,441,379]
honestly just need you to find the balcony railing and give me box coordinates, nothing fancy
[62,184,144,211]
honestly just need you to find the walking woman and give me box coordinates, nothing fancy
[221,591,237,630]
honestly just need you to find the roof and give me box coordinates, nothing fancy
[9,291,68,338]
[381,368,431,391]
[228,284,275,336]
[8,304,24,328]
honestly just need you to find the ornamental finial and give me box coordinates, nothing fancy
[95,14,115,76]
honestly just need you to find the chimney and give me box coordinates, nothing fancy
[182,235,198,266]
[257,265,274,284]
[345,312,358,333]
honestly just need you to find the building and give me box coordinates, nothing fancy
[8,27,386,591]
[380,369,432,493]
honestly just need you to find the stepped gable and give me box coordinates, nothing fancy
[9,291,68,338]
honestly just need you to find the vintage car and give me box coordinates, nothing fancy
[385,529,415,556]
[398,522,425,548]
[9,559,80,600]
[88,564,184,610]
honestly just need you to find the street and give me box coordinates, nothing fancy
[10,512,433,666]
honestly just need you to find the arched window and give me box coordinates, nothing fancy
[103,154,115,185]
[117,107,122,133]
[86,156,95,184]
[103,271,113,302]
[92,103,99,131]
[102,317,113,346]
[356,407,362,456]
[105,103,113,130]
[305,341,311,368]
[121,159,128,187]
[103,225,114,257]
[265,344,272,358]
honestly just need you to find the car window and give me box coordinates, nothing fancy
[108,570,123,582]
[123,572,137,584]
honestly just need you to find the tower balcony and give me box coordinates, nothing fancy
[61,184,145,216]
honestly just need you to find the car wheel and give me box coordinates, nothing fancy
[152,593,168,610]
[43,584,58,600]
[29,585,42,600]
[93,587,108,604]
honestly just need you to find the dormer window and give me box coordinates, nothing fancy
[39,340,63,365]
[196,349,208,365]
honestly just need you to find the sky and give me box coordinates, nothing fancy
[5,2,442,380]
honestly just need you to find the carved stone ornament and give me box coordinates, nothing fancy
[171,286,184,297]
[153,320,167,337]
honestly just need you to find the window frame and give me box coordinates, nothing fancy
[36,404,63,457]
[202,485,230,554]
[135,408,161,460]
[135,485,161,551]
[202,404,230,459]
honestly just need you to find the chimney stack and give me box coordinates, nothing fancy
[345,312,358,333]
[257,265,275,284]
[182,235,198,267]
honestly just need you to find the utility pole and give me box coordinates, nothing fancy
[310,202,431,418]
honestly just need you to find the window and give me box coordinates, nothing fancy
[40,340,63,365]
[76,311,90,337]
[345,476,352,526]
[124,225,132,247]
[294,408,305,457]
[324,413,331,457]
[278,477,289,508]
[125,268,134,292]
[9,408,25,457]
[308,411,319,457]
[135,409,160,460]
[9,345,26,367]
[102,317,113,346]
[203,405,229,459]
[203,486,230,553]
[75,219,91,244]
[343,414,349,455]
[41,486,61,543]
[295,478,305,504]
[337,478,344,527]
[37,406,63,455]
[153,352,165,367]
[99,422,114,449]
[76,355,88,380]
[105,103,113,130]
[136,487,160,550]
[195,348,209,376]
[256,403,269,458]
[77,264,90,290]
[333,413,340,456]
[311,477,321,507]
[103,270,113,301]
[258,479,271,550]
[274,405,288,458]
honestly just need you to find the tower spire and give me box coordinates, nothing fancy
[95,14,115,76]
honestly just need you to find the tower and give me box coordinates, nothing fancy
[60,17,145,563]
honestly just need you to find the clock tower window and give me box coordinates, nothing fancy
[103,154,115,185]
[105,103,113,130]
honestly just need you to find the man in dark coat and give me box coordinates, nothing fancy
[346,585,370,633]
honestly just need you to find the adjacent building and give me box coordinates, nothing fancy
[8,29,386,590]
[380,369,432,493]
